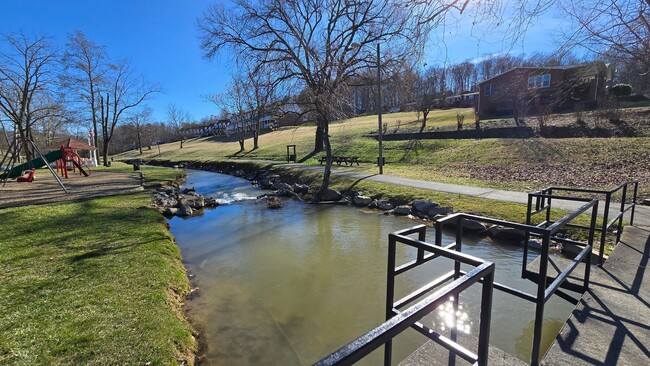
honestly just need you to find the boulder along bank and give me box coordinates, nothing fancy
[133,158,563,252]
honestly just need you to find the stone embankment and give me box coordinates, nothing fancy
[152,186,219,217]
[216,163,552,249]
[136,159,563,250]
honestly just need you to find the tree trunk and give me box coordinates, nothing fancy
[420,109,430,133]
[18,128,32,162]
[137,130,143,154]
[253,121,260,150]
[314,124,324,152]
[102,140,110,167]
[317,120,332,198]
[239,127,245,151]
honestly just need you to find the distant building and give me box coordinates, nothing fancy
[477,63,608,118]
[444,92,478,108]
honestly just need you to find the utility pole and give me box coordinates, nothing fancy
[377,43,384,175]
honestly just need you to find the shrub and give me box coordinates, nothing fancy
[609,83,632,97]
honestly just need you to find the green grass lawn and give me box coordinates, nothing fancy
[0,167,195,365]
[115,108,649,199]
[94,162,185,188]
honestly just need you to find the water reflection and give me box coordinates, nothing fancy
[171,170,576,365]
[436,298,472,335]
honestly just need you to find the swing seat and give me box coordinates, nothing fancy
[17,169,35,183]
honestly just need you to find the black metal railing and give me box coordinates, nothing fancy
[317,182,634,366]
[315,225,495,366]
[528,181,638,264]
[436,205,599,366]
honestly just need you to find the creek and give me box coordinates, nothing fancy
[168,169,575,365]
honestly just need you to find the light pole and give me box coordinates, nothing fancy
[376,43,384,174]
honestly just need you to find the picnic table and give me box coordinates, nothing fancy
[318,156,360,166]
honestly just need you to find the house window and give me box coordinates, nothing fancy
[528,74,551,88]
[484,83,495,96]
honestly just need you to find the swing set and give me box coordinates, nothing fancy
[0,137,94,193]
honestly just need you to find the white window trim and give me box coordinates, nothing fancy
[528,74,551,89]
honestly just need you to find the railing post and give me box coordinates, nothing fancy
[455,217,463,278]
[384,235,397,366]
[523,194,534,277]
[585,202,598,290]
[477,266,494,366]
[449,292,460,366]
[630,182,638,225]
[417,226,426,262]
[531,231,550,366]
[435,222,442,247]
[599,192,611,265]
[616,185,627,244]
[544,189,552,227]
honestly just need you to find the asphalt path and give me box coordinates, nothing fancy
[281,163,649,227]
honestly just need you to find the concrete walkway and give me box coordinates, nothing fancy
[281,163,650,226]
[540,225,650,366]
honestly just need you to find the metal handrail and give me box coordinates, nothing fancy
[529,181,639,264]
[318,183,631,366]
[436,202,599,366]
[316,225,495,366]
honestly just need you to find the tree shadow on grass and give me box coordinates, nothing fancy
[69,236,167,263]
[297,150,319,163]
[397,139,422,163]
[226,149,254,159]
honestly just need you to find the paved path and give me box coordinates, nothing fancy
[540,225,650,366]
[281,163,650,226]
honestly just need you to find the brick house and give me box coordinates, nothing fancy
[477,63,608,118]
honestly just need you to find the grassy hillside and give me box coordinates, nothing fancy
[116,108,649,199]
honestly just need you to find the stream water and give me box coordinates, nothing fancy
[168,170,575,365]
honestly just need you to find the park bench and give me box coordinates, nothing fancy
[318,156,360,166]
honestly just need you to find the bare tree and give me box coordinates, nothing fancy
[31,96,70,147]
[62,30,109,156]
[0,32,59,160]
[211,74,249,151]
[450,61,476,94]
[126,106,152,154]
[98,60,159,165]
[167,104,193,148]
[415,66,441,131]
[559,0,650,72]
[244,64,279,150]
[198,0,469,195]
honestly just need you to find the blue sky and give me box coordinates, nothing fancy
[0,1,564,123]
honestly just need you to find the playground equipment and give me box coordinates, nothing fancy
[0,137,67,192]
[55,146,91,178]
[16,168,35,182]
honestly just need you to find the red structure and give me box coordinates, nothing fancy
[16,168,35,182]
[55,146,91,178]
[47,138,95,179]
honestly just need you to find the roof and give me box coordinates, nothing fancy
[49,138,96,150]
[478,63,594,85]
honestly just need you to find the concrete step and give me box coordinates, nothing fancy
[399,334,526,366]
